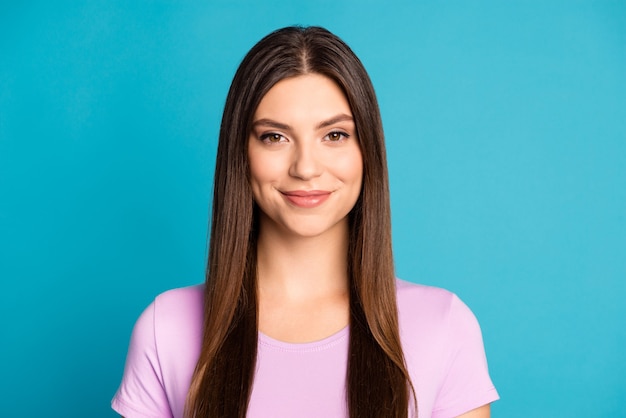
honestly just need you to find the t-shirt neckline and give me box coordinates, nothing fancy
[258,325,349,352]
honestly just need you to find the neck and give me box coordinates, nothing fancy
[255,218,350,301]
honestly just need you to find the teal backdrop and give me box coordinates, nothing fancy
[1,1,624,417]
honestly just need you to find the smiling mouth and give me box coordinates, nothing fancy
[280,190,331,208]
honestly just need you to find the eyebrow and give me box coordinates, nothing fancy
[252,113,354,131]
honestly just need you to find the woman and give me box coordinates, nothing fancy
[112,26,498,418]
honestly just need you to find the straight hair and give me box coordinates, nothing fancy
[185,26,416,418]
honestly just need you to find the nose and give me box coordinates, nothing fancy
[288,142,322,180]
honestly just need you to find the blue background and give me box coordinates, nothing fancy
[1,1,624,417]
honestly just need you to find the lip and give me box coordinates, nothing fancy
[280,190,332,208]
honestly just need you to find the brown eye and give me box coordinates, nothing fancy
[325,131,349,142]
[260,133,286,143]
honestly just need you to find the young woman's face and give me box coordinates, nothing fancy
[248,73,363,239]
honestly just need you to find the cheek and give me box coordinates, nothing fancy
[336,149,364,185]
[248,150,282,191]
[248,143,268,186]
[248,162,268,207]
[248,159,263,186]
[352,153,364,183]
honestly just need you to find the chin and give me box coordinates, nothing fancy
[282,218,347,240]
[284,225,331,238]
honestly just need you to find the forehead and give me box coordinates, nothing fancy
[253,74,352,123]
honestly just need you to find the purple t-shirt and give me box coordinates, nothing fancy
[112,280,499,417]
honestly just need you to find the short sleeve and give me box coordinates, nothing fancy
[112,302,174,418]
[431,295,499,418]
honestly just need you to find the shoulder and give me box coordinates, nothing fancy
[151,284,205,349]
[112,285,205,417]
[394,278,484,356]
[395,278,461,320]
[152,284,204,321]
[126,284,205,354]
[394,279,499,416]
[395,277,454,300]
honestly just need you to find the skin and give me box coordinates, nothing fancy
[458,404,491,418]
[122,74,490,418]
[247,73,491,417]
[123,73,491,418]
[248,73,362,343]
[248,74,363,241]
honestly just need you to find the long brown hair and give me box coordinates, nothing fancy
[185,26,416,418]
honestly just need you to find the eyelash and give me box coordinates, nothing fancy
[325,131,350,142]
[259,133,286,144]
[258,131,350,144]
